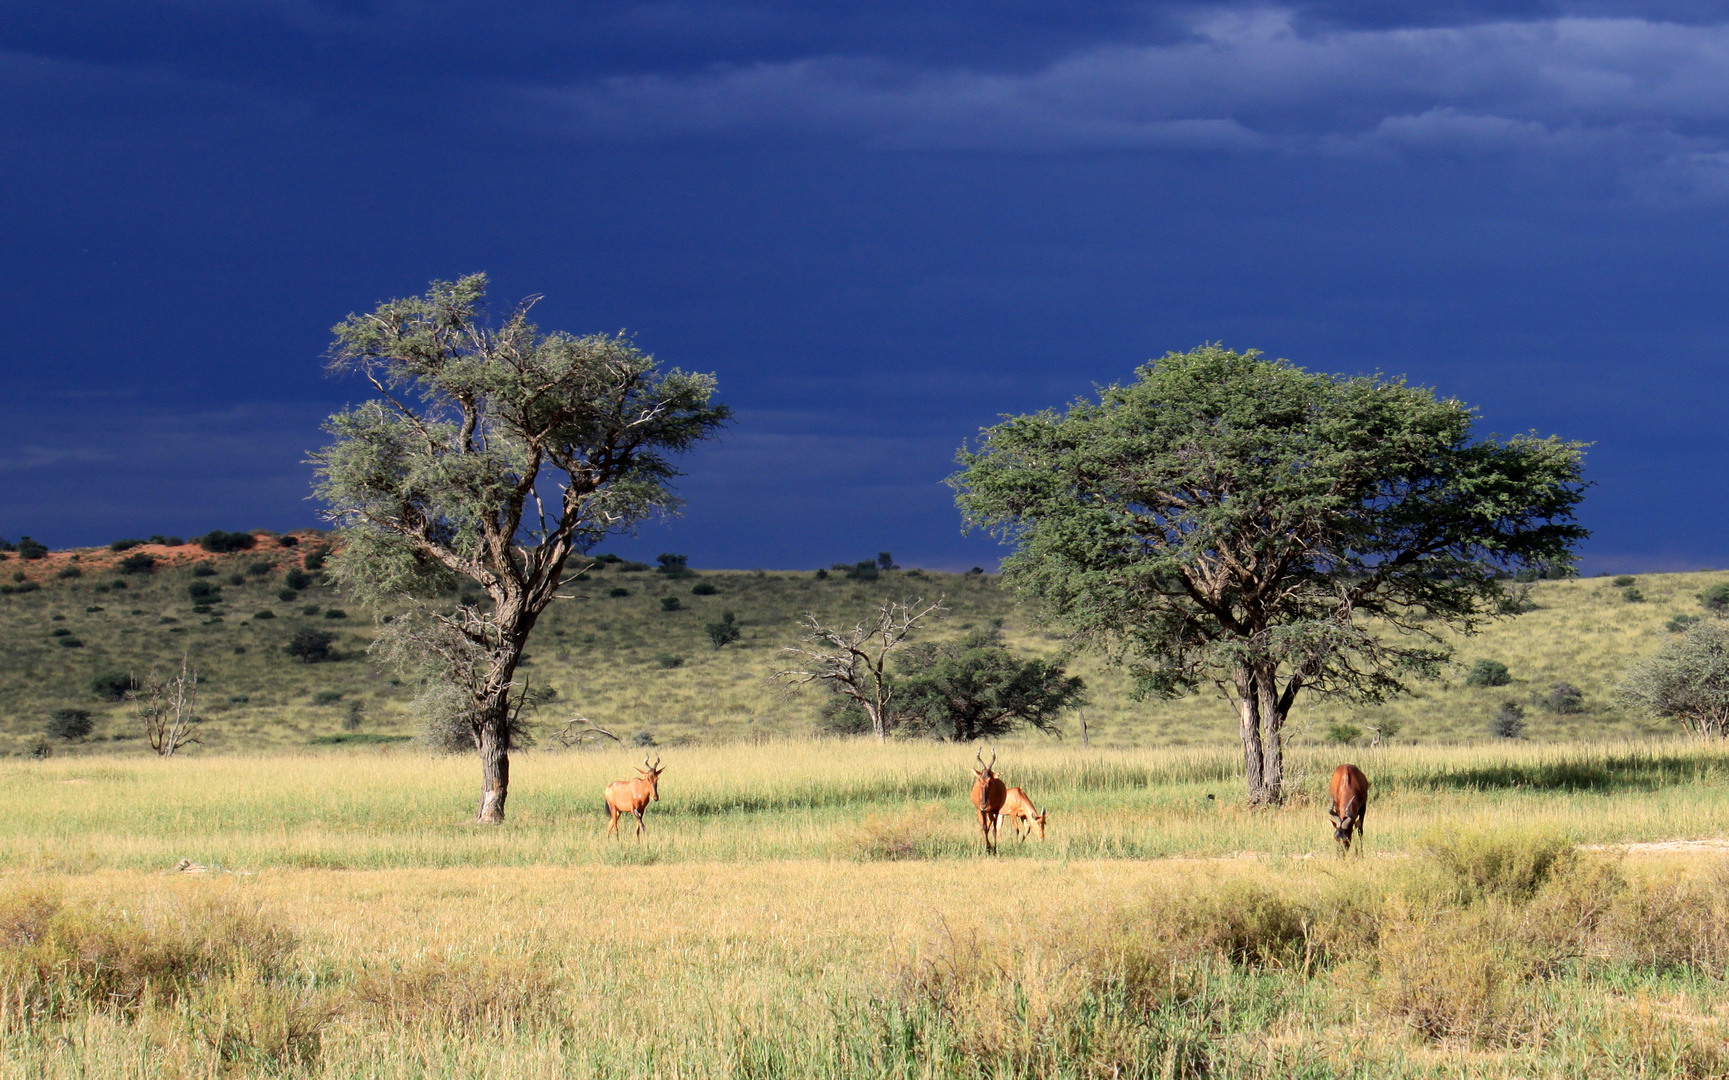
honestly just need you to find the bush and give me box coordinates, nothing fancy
[283,569,312,591]
[1490,701,1526,739]
[312,691,343,705]
[342,700,365,731]
[118,553,156,574]
[1465,659,1511,687]
[247,561,275,576]
[1326,723,1362,745]
[691,582,717,595]
[630,729,658,746]
[1612,575,1637,588]
[277,534,299,547]
[0,580,39,595]
[17,536,47,560]
[656,553,690,577]
[302,545,331,571]
[56,636,84,648]
[55,566,80,579]
[191,562,217,577]
[652,652,683,668]
[1701,582,1729,613]
[1668,614,1702,633]
[1416,828,1576,904]
[91,671,134,701]
[814,569,829,580]
[286,628,338,664]
[187,581,221,602]
[660,596,682,612]
[705,610,741,649]
[608,587,630,598]
[278,589,299,602]
[148,535,184,546]
[1623,587,1645,603]
[227,573,245,586]
[109,580,126,590]
[1544,682,1585,714]
[323,608,347,620]
[253,609,275,620]
[46,708,93,740]
[199,530,257,554]
[839,561,879,581]
[108,538,146,552]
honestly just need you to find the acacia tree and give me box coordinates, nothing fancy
[1620,620,1729,738]
[313,275,728,823]
[953,346,1586,804]
[894,630,1087,741]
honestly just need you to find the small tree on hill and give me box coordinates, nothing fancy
[953,345,1587,805]
[313,274,728,823]
[130,655,201,756]
[893,629,1086,741]
[1620,619,1729,738]
[774,597,946,741]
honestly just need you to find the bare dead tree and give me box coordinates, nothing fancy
[549,716,621,748]
[773,596,946,742]
[130,654,201,757]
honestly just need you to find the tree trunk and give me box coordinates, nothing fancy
[1255,665,1285,806]
[476,701,511,824]
[1232,667,1266,804]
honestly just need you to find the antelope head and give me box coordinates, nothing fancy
[969,747,997,784]
[636,754,664,800]
[1031,807,1048,841]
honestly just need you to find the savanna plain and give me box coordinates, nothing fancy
[8,547,1729,1077]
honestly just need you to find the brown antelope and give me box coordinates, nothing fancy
[968,748,1008,854]
[604,754,664,839]
[1328,763,1369,855]
[998,787,1047,843]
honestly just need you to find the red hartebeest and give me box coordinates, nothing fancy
[998,787,1047,843]
[968,748,1007,854]
[1328,764,1369,855]
[604,754,664,839]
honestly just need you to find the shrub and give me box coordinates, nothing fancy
[877,552,897,570]
[1701,582,1729,613]
[1416,827,1576,903]
[814,568,829,580]
[199,530,257,554]
[17,537,47,560]
[312,691,343,705]
[247,561,275,576]
[323,608,347,619]
[652,652,683,668]
[283,568,312,591]
[118,553,156,574]
[10,571,22,582]
[301,604,321,617]
[656,553,690,577]
[278,589,299,602]
[1465,659,1511,687]
[1326,723,1362,745]
[839,561,879,581]
[608,587,630,598]
[0,537,15,552]
[277,534,299,547]
[286,628,337,664]
[691,582,717,596]
[91,671,134,701]
[630,729,658,746]
[56,636,84,648]
[55,566,80,579]
[109,580,126,590]
[705,610,741,649]
[108,538,147,552]
[1490,701,1526,739]
[1623,587,1645,603]
[343,700,365,731]
[1668,614,1702,633]
[616,560,650,572]
[50,627,70,636]
[1544,682,1585,714]
[46,708,93,740]
[189,579,223,598]
[660,596,681,612]
[1612,575,1637,588]
[302,545,331,571]
[254,609,275,620]
[148,535,184,546]
[191,563,217,577]
[0,580,40,595]
[227,573,245,586]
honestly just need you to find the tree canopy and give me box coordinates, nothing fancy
[952,345,1587,803]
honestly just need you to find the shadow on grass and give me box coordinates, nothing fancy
[1411,753,1729,794]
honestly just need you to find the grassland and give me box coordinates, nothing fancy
[0,534,1724,755]
[7,741,1729,1077]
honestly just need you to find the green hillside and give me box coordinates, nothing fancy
[0,536,1721,754]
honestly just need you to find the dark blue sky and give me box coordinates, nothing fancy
[3,1,1727,571]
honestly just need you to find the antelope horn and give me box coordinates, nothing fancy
[652,754,662,770]
[988,748,997,770]
[642,753,652,771]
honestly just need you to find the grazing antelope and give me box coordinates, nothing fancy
[604,754,664,840]
[998,787,1047,843]
[1328,764,1370,855]
[968,748,1008,854]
